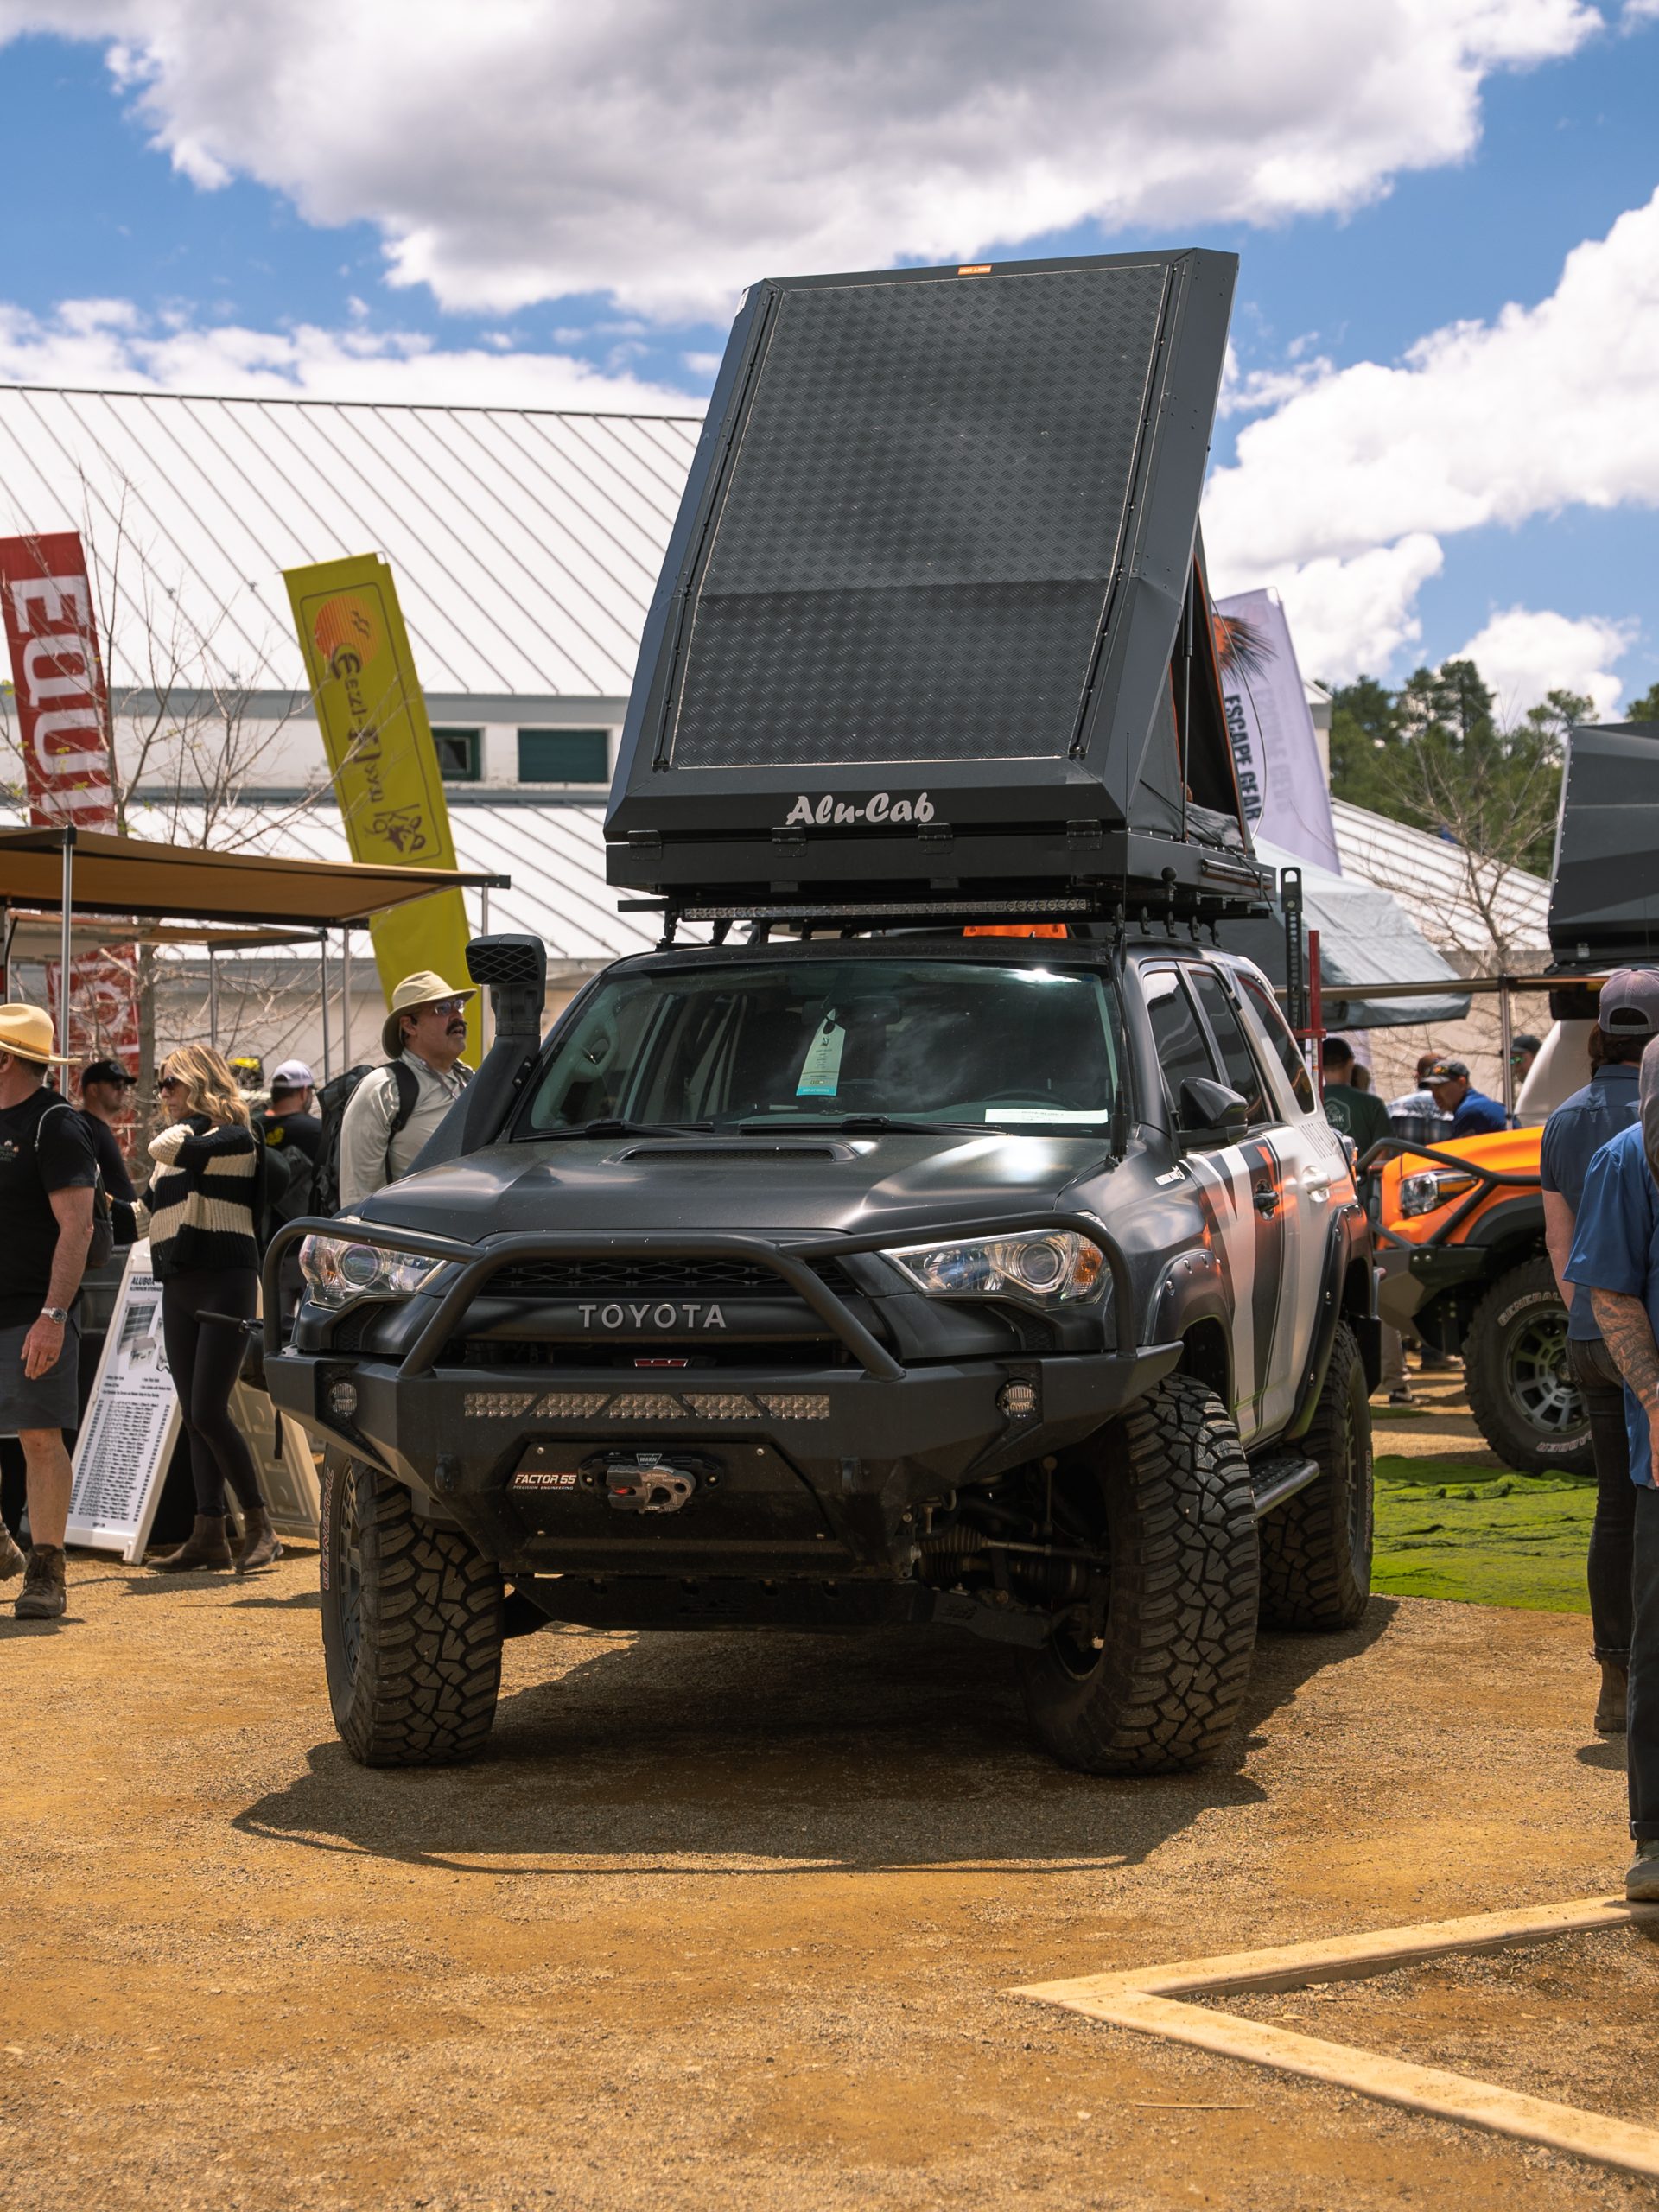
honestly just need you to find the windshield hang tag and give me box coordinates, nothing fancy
[796,1013,847,1098]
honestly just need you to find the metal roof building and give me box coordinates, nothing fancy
[0,383,704,793]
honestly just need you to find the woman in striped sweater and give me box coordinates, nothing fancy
[141,1045,281,1575]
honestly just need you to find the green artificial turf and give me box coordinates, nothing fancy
[1370,1456,1596,1614]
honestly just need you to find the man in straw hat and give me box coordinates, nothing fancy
[0,1005,99,1622]
[337,969,474,1209]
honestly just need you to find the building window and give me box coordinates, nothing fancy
[432,728,481,782]
[518,728,610,784]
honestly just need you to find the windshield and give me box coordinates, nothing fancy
[522,958,1124,1135]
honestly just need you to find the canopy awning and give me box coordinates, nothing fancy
[1222,839,1471,1028]
[0,823,508,929]
[3,913,324,957]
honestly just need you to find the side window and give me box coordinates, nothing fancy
[1141,968,1220,1130]
[1238,973,1316,1115]
[1190,970,1269,1125]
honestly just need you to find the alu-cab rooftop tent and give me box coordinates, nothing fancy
[607,248,1269,922]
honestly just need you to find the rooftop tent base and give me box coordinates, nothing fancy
[605,249,1257,923]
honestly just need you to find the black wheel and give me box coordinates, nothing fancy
[320,1452,504,1767]
[1259,1324,1373,1630]
[1463,1256,1592,1478]
[1020,1375,1259,1775]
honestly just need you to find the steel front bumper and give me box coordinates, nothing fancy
[263,1217,1179,1578]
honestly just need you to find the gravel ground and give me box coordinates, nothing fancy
[0,1538,1649,2212]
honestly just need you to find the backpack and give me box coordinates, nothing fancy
[38,1099,115,1271]
[310,1060,420,1217]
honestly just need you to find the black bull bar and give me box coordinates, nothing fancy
[261,1211,1143,1382]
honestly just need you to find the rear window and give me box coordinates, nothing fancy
[1238,972,1316,1114]
[522,958,1125,1134]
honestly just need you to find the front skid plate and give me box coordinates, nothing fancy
[515,1572,1052,1645]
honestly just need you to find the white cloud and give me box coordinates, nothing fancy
[1453,606,1635,720]
[1203,188,1659,679]
[0,1,1601,317]
[0,298,693,411]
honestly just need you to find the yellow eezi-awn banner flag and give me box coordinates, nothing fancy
[284,553,481,1063]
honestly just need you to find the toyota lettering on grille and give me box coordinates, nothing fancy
[580,1300,728,1331]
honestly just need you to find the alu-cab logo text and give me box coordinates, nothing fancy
[782,790,935,829]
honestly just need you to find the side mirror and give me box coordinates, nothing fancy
[1179,1076,1249,1142]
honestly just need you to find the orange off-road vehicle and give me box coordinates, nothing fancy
[1369,1124,1583,1476]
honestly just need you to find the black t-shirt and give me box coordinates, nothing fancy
[257,1108,321,1163]
[0,1086,99,1325]
[79,1109,136,1203]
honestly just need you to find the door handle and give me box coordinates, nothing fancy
[1253,1185,1280,1216]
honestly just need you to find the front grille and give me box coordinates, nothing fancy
[455,1338,850,1370]
[486,1256,861,1298]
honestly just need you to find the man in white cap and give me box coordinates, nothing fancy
[0,1004,98,1621]
[337,970,474,1208]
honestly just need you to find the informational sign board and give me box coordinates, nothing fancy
[284,550,480,1060]
[228,1382,320,1543]
[67,1243,321,1560]
[67,1241,180,1563]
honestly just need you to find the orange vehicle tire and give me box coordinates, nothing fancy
[1462,1255,1593,1478]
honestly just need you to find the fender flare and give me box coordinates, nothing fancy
[1286,1205,1370,1440]
[1148,1248,1234,1405]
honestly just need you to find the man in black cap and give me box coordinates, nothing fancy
[1424,1056,1507,1138]
[1542,969,1659,1732]
[76,1057,136,1205]
[1511,1033,1543,1092]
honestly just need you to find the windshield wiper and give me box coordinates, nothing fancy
[540,1118,715,1141]
[734,1115,955,1135]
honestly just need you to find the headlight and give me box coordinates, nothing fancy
[1397,1169,1478,1218]
[883,1230,1105,1309]
[299,1234,446,1309]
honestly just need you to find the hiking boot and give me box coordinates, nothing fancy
[1387,1387,1414,1407]
[1626,1841,1659,1903]
[234,1505,283,1576]
[151,1515,233,1573]
[14,1543,66,1620]
[1596,1659,1630,1735]
[0,1522,24,1581]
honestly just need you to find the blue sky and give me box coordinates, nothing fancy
[0,4,1654,710]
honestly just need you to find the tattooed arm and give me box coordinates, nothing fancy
[1592,1289,1659,1475]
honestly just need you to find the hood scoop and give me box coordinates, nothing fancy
[617,1141,852,1163]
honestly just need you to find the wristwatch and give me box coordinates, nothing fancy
[39,1307,68,1325]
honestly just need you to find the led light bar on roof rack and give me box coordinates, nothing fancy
[680,896,1096,923]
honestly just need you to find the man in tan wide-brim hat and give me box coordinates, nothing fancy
[338,970,474,1208]
[0,1005,99,1622]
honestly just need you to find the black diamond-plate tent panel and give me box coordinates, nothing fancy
[668,264,1168,770]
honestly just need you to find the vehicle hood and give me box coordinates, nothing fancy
[346,1130,1108,1247]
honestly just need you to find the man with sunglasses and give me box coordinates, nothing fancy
[337,970,474,1209]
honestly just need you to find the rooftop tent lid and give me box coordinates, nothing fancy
[1549,721,1659,969]
[607,248,1264,920]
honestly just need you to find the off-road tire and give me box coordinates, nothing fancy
[1464,1255,1592,1478]
[1020,1375,1259,1775]
[320,1452,504,1767]
[1258,1324,1373,1631]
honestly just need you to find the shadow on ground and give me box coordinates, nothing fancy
[234,1596,1396,1878]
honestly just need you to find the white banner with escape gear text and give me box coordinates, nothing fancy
[1214,587,1341,875]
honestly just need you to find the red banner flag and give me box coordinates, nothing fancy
[0,531,140,1075]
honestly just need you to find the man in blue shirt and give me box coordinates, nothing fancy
[1542,969,1659,1732]
[1424,1058,1507,1138]
[1566,1029,1659,1901]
